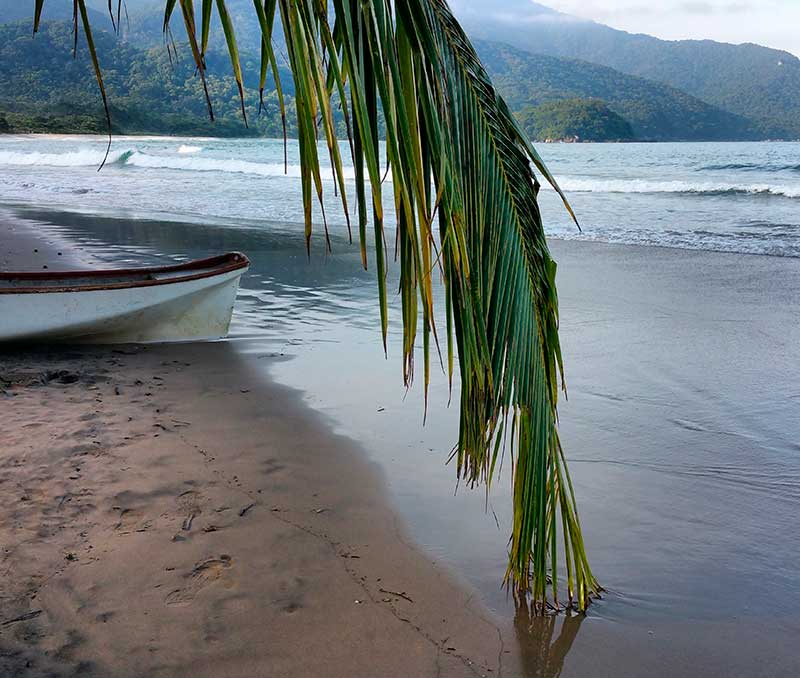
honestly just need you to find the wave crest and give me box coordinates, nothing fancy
[0,147,352,180]
[124,150,356,180]
[558,178,800,198]
[700,162,800,172]
[0,148,134,167]
[2,147,793,197]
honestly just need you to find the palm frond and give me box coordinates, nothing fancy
[74,0,113,169]
[33,0,599,611]
[33,0,46,34]
[215,0,248,125]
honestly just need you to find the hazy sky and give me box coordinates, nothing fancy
[536,0,800,56]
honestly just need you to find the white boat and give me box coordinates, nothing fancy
[0,252,249,344]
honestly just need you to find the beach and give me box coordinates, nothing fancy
[1,135,799,677]
[3,209,799,677]
[0,226,506,677]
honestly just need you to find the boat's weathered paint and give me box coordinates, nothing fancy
[0,253,249,344]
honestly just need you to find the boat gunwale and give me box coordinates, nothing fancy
[0,252,249,295]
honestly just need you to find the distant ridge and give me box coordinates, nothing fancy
[0,0,107,25]
[452,0,800,139]
[477,41,758,142]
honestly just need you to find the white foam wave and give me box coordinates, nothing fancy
[0,147,356,180]
[3,147,792,198]
[0,148,133,167]
[125,150,356,180]
[556,178,800,198]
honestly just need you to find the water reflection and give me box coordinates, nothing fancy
[513,599,584,678]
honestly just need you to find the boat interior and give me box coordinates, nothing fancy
[0,253,249,293]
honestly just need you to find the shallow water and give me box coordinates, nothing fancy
[2,136,800,675]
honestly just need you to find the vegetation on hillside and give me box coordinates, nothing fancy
[3,1,797,140]
[519,99,634,142]
[0,20,771,142]
[477,41,759,142]
[0,110,104,134]
[0,21,299,137]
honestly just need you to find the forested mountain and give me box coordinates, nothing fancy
[476,41,758,141]
[0,1,792,141]
[452,0,800,139]
[0,21,296,137]
[0,17,765,142]
[518,99,634,143]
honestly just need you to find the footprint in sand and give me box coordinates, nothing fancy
[272,576,306,614]
[262,458,286,476]
[164,556,233,605]
[177,489,204,532]
[177,489,203,513]
[115,508,152,534]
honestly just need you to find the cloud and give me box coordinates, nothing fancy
[530,0,800,56]
[486,11,586,25]
[449,0,588,25]
[678,2,749,14]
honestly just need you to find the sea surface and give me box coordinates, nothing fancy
[0,135,799,255]
[1,136,799,676]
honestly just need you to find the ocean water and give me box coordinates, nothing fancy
[0,135,799,256]
[2,136,800,676]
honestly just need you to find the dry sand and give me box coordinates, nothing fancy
[0,234,506,677]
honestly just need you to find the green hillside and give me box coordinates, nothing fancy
[0,18,767,143]
[518,99,634,142]
[476,41,758,142]
[0,21,297,137]
[2,0,796,139]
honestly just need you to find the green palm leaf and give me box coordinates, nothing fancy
[32,0,599,611]
[215,0,248,125]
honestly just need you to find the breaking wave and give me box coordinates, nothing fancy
[0,147,355,180]
[700,162,800,172]
[0,146,793,196]
[123,151,316,177]
[557,177,800,198]
[0,148,134,167]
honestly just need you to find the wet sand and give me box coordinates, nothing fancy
[0,230,504,677]
[0,214,81,271]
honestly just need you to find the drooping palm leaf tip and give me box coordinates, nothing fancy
[34,0,599,611]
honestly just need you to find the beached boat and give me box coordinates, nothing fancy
[0,252,249,344]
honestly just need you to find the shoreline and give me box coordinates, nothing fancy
[2,132,798,144]
[0,222,506,677]
[0,207,96,271]
[4,199,800,264]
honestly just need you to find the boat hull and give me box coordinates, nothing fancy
[0,254,248,344]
